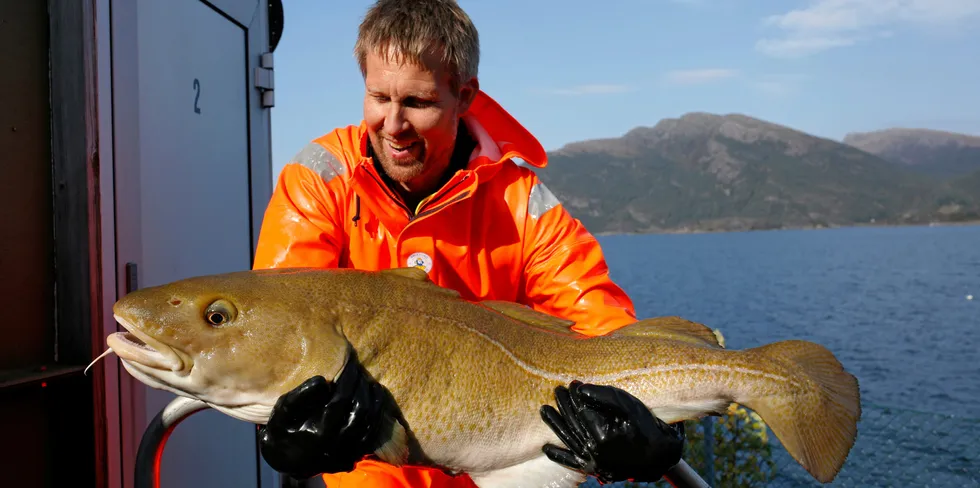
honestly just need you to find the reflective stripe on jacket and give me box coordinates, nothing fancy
[252,90,637,487]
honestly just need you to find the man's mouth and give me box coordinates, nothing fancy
[386,140,420,160]
[387,141,416,151]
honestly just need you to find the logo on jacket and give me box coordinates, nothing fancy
[407,252,433,273]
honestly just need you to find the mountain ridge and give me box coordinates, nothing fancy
[533,113,980,235]
[842,127,980,179]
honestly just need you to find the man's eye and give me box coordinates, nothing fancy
[405,98,434,108]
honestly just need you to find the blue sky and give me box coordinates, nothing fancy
[269,0,980,176]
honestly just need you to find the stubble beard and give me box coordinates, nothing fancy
[371,135,427,183]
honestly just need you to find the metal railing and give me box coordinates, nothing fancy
[134,397,209,488]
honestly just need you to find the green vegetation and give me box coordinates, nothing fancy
[668,405,778,488]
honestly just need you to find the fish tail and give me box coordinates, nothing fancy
[741,340,861,483]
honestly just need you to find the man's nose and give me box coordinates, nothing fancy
[384,104,409,135]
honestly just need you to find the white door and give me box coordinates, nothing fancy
[110,0,276,486]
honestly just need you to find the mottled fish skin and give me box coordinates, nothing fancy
[106,267,861,486]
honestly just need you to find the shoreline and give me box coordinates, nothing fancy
[593,219,980,237]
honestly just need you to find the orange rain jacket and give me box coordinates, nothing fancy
[252,90,638,488]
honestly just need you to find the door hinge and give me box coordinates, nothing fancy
[125,262,139,293]
[254,52,274,108]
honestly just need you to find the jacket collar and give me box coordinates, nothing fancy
[348,90,548,234]
[461,90,548,171]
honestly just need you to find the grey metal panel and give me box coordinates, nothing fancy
[245,0,274,263]
[136,0,256,485]
[94,0,124,485]
[107,0,145,482]
[207,0,259,27]
[241,1,278,485]
[109,0,276,485]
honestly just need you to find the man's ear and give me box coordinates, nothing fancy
[457,76,480,113]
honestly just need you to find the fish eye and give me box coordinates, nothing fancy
[204,299,237,327]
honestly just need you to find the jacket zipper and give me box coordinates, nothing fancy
[418,173,471,215]
[364,167,472,222]
[365,169,413,218]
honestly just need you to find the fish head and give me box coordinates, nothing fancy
[106,268,350,423]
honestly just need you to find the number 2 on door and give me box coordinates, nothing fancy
[193,78,202,114]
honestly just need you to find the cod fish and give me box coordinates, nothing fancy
[100,267,860,487]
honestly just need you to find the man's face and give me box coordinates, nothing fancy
[363,49,477,195]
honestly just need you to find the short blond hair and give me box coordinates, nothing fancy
[354,0,480,91]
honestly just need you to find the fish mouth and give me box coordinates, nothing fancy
[107,314,188,374]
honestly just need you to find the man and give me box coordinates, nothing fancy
[251,0,684,486]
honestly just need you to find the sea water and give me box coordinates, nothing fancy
[596,224,980,487]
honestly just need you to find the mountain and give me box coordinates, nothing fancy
[534,113,980,234]
[953,168,980,191]
[842,128,980,179]
[948,168,980,202]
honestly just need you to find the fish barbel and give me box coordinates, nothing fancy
[99,267,860,487]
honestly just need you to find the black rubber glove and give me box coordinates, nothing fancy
[257,355,393,479]
[539,380,685,484]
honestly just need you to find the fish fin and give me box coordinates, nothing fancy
[650,398,732,425]
[480,301,580,336]
[373,418,411,466]
[468,454,585,488]
[380,267,460,297]
[742,340,861,483]
[612,316,725,348]
[207,403,273,424]
[381,267,430,281]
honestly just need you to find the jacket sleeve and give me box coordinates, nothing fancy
[253,148,348,270]
[520,178,638,336]
[319,459,479,488]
